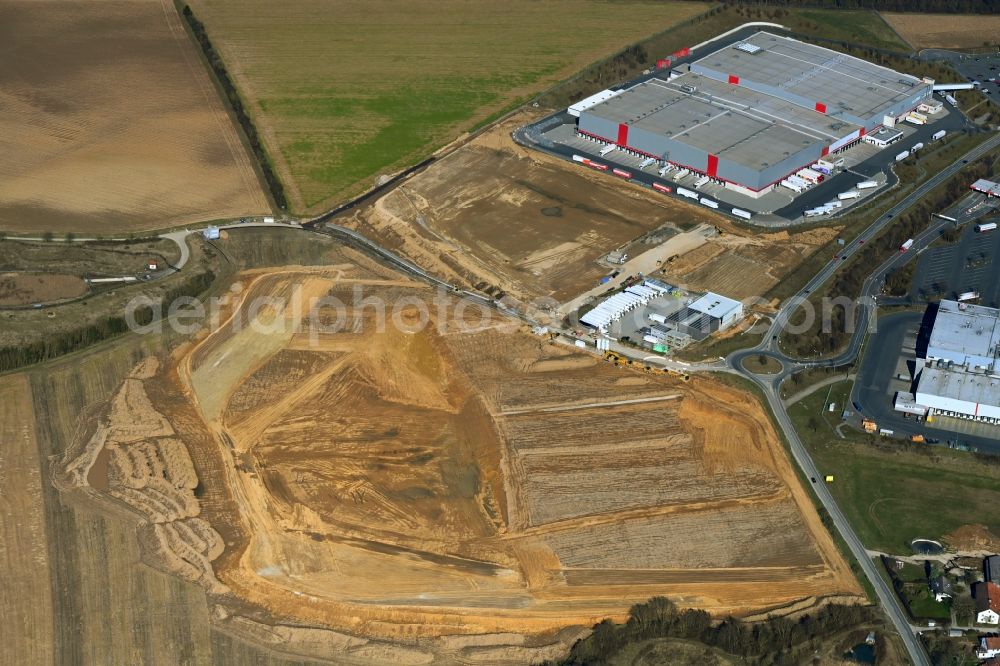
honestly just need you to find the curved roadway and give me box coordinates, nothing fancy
[727,131,1000,666]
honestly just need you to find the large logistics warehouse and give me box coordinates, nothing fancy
[906,301,1000,423]
[573,31,932,196]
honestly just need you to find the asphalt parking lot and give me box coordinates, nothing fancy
[925,50,1000,100]
[910,218,1000,305]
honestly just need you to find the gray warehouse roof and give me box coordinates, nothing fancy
[695,31,928,120]
[584,72,856,172]
[917,365,1000,408]
[927,300,1000,371]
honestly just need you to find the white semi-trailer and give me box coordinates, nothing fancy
[599,144,617,156]
[699,197,719,209]
[731,208,752,220]
[895,150,910,162]
[857,181,878,189]
[838,191,861,200]
[677,187,698,199]
[932,130,946,141]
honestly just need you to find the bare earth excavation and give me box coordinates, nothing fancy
[60,261,860,663]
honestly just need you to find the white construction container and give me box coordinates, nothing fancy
[677,187,698,199]
[856,180,878,190]
[731,208,752,220]
[932,130,946,141]
[838,191,861,200]
[895,150,910,162]
[699,197,719,209]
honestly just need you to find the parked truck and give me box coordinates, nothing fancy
[676,187,698,199]
[895,150,910,162]
[856,180,878,190]
[652,182,672,194]
[731,208,752,220]
[699,197,719,209]
[838,191,861,200]
[932,129,946,141]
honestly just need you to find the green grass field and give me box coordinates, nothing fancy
[789,379,1000,553]
[187,0,709,213]
[791,9,910,51]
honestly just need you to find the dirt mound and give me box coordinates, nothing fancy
[943,524,1000,553]
[63,268,861,663]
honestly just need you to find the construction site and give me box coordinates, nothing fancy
[59,261,859,663]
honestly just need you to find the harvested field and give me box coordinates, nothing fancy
[881,13,1000,50]
[0,272,86,306]
[659,227,843,300]
[184,0,708,212]
[48,264,860,662]
[345,111,723,304]
[0,374,53,665]
[0,0,268,233]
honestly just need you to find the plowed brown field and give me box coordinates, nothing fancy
[881,13,1000,50]
[62,264,860,662]
[0,0,269,233]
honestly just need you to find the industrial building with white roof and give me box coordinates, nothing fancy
[905,301,1000,423]
[573,31,932,196]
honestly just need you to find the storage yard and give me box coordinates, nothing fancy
[0,0,269,233]
[45,263,861,661]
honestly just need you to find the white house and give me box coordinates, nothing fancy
[977,637,1000,660]
[975,582,1000,625]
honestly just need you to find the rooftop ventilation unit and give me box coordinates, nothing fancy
[735,42,762,54]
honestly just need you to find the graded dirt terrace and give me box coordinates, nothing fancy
[0,0,269,233]
[61,264,860,663]
[345,111,727,305]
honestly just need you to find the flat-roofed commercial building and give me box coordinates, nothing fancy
[907,301,1000,423]
[575,31,932,196]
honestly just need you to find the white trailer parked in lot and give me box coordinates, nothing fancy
[803,208,828,218]
[677,187,698,199]
[912,142,924,152]
[787,175,810,189]
[895,150,910,162]
[658,164,673,176]
[945,94,958,107]
[699,197,718,209]
[932,130,946,141]
[977,222,997,232]
[856,180,878,189]
[797,168,824,184]
[693,175,710,189]
[599,143,617,156]
[838,191,861,200]
[781,179,804,193]
[639,157,656,169]
[673,168,690,181]
[731,208,752,220]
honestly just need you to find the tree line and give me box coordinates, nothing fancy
[181,5,287,210]
[552,596,879,665]
[0,270,215,373]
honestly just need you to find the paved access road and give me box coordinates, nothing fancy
[726,130,1000,666]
